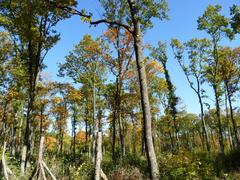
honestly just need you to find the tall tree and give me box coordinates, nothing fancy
[58,34,106,173]
[103,28,133,160]
[90,1,168,178]
[230,5,240,35]
[0,0,75,173]
[197,4,231,154]
[218,47,240,149]
[171,38,211,152]
[151,42,179,150]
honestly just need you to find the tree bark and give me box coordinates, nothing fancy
[72,105,77,162]
[92,79,96,163]
[213,85,224,154]
[95,131,102,180]
[226,86,240,149]
[128,1,159,177]
[198,93,211,151]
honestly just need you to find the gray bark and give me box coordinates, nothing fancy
[127,1,159,177]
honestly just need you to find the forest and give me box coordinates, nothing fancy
[0,0,240,179]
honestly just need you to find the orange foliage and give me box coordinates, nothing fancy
[76,131,87,143]
[45,136,57,150]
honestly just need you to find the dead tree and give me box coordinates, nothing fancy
[1,141,16,180]
[29,136,56,180]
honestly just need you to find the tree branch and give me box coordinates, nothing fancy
[90,19,133,34]
[44,0,91,18]
[44,0,133,34]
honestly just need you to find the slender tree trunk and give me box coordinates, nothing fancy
[11,111,17,156]
[213,85,224,154]
[198,94,210,151]
[112,77,119,161]
[229,98,240,148]
[132,116,137,154]
[118,112,125,158]
[60,129,63,154]
[111,108,116,161]
[92,80,96,163]
[85,108,88,154]
[18,114,23,155]
[72,107,76,162]
[224,90,234,150]
[226,86,240,149]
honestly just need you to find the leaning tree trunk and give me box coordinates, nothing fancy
[198,93,211,152]
[131,19,159,180]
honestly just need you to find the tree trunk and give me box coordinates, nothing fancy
[112,109,116,161]
[213,85,224,154]
[118,112,125,158]
[130,13,159,179]
[224,90,234,150]
[95,131,102,180]
[198,93,211,151]
[72,106,77,163]
[85,108,88,154]
[162,61,179,149]
[111,77,118,161]
[226,86,240,149]
[92,80,96,163]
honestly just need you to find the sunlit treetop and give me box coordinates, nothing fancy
[99,0,169,32]
[197,4,232,40]
[230,5,240,34]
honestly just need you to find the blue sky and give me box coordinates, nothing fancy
[44,0,240,115]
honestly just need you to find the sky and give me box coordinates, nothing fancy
[44,0,240,115]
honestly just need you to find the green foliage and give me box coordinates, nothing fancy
[230,5,240,34]
[197,4,232,40]
[99,0,169,31]
[58,34,106,86]
[158,150,216,179]
[69,161,94,180]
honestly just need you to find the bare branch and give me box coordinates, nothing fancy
[90,19,133,34]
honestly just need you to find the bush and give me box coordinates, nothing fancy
[109,166,144,180]
[158,150,216,179]
[69,161,94,180]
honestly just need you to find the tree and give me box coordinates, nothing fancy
[197,4,231,154]
[230,5,240,35]
[66,85,82,162]
[218,47,240,149]
[171,38,211,152]
[151,42,179,150]
[92,1,168,178]
[103,27,134,160]
[0,0,75,173]
[48,1,168,177]
[58,34,107,178]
